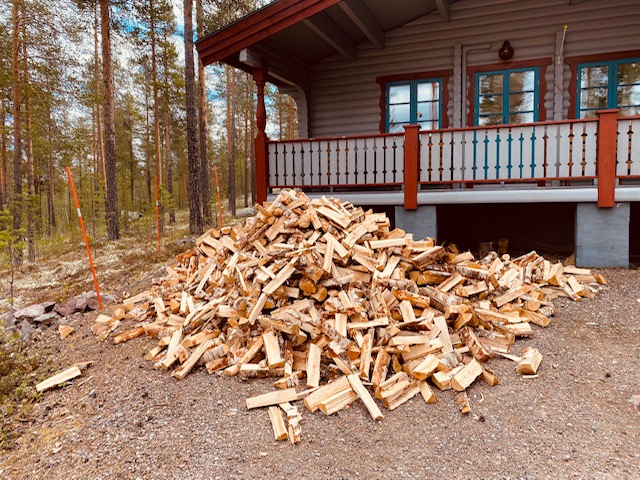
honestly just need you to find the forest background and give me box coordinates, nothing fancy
[0,0,297,269]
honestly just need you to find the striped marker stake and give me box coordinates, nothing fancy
[65,166,102,311]
[155,176,161,254]
[213,164,223,228]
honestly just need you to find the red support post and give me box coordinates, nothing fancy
[253,60,269,205]
[596,109,619,208]
[403,124,420,210]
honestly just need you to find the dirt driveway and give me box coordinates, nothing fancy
[1,267,639,480]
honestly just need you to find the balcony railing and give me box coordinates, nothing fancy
[261,110,640,208]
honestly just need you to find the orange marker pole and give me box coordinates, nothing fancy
[155,176,161,254]
[213,164,223,228]
[65,166,102,311]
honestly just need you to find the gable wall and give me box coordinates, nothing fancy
[307,0,640,137]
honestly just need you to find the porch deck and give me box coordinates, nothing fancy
[263,111,640,207]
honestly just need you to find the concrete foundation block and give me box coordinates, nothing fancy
[575,202,629,268]
[395,206,437,241]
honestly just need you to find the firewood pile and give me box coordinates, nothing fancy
[92,189,606,444]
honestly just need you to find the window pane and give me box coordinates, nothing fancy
[389,104,410,124]
[617,85,640,107]
[580,87,608,110]
[579,109,598,119]
[509,112,534,124]
[479,74,503,95]
[509,92,535,112]
[580,65,609,88]
[510,70,535,92]
[617,61,640,86]
[478,115,503,126]
[478,95,503,116]
[619,106,640,116]
[388,123,404,133]
[417,101,439,121]
[419,121,437,131]
[388,84,410,104]
[417,82,439,102]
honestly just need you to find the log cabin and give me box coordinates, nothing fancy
[196,0,640,267]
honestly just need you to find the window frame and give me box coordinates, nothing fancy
[385,78,443,133]
[567,50,640,119]
[576,57,640,118]
[376,70,451,133]
[467,58,550,127]
[474,67,540,126]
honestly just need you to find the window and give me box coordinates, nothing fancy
[386,79,441,132]
[577,58,640,118]
[475,68,539,126]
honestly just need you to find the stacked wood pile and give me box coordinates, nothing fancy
[93,189,606,444]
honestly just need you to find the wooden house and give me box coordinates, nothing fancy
[196,0,640,266]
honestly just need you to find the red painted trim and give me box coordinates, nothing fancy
[566,50,640,120]
[268,131,403,144]
[418,176,597,185]
[376,70,452,133]
[403,125,420,210]
[597,109,619,208]
[197,0,342,65]
[268,117,597,149]
[466,58,552,127]
[268,182,403,189]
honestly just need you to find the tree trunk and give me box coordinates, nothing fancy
[184,0,203,235]
[165,105,175,224]
[243,76,249,208]
[150,0,164,233]
[0,105,7,208]
[24,38,35,262]
[47,105,56,232]
[94,5,106,189]
[144,81,152,204]
[196,0,211,224]
[227,67,237,216]
[100,0,119,239]
[12,0,23,263]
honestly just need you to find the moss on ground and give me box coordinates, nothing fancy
[0,324,45,449]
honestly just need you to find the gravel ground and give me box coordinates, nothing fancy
[1,268,639,480]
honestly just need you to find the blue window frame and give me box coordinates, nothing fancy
[386,79,442,133]
[577,58,640,118]
[475,67,540,126]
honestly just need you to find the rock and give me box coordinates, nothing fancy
[14,304,46,321]
[630,395,640,411]
[0,311,16,329]
[74,297,89,312]
[236,207,258,218]
[86,297,100,311]
[80,291,115,306]
[19,319,35,340]
[55,299,78,317]
[41,301,56,313]
[33,312,60,327]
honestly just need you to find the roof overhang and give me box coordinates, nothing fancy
[195,0,458,89]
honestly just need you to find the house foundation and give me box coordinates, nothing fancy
[575,203,630,268]
[395,205,437,242]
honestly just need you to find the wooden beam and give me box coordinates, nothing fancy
[303,12,357,60]
[339,0,385,49]
[434,0,450,23]
[197,0,343,65]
